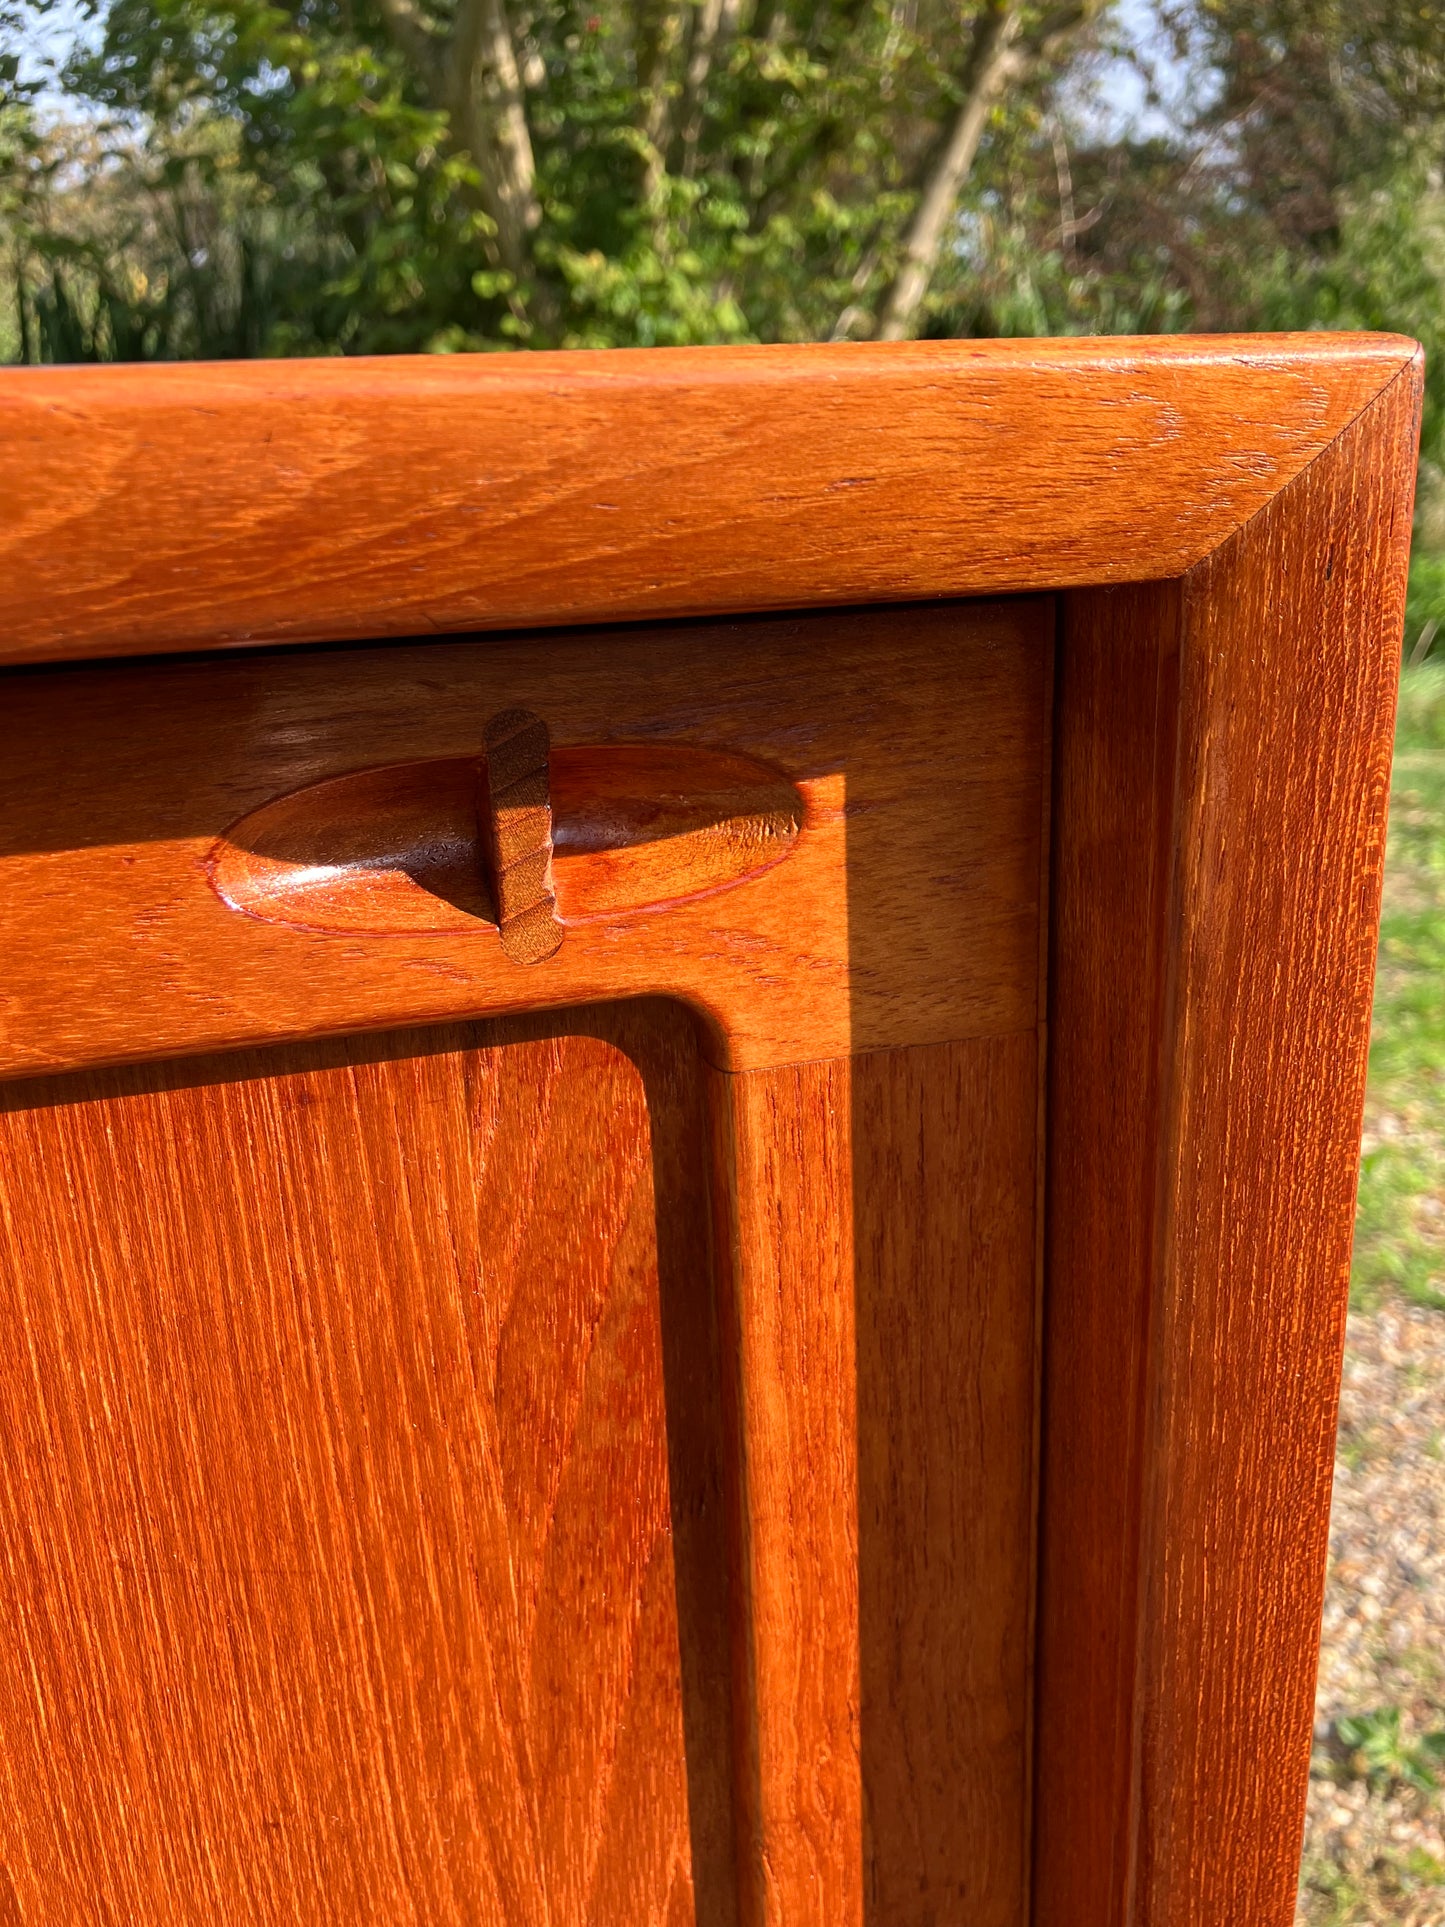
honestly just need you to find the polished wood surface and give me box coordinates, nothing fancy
[0,599,1050,1079]
[1138,368,1418,1923]
[1032,579,1181,1926]
[852,1038,1039,1922]
[0,335,1424,1927]
[707,1037,1041,1926]
[0,593,1051,1923]
[480,707,566,965]
[210,739,803,936]
[1037,366,1421,1924]
[0,1005,733,1925]
[0,333,1416,665]
[0,1021,1045,1926]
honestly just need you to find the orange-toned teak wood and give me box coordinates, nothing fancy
[0,335,1422,1927]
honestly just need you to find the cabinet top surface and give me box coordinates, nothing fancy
[0,331,1421,668]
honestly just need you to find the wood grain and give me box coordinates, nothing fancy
[0,600,1050,1078]
[709,1035,1041,1927]
[1037,358,1421,1925]
[210,742,803,935]
[0,1001,736,1927]
[1033,578,1182,1926]
[853,1037,1039,1925]
[0,334,1415,666]
[709,1052,863,1927]
[1137,358,1418,1926]
[0,1016,1046,1927]
[481,707,565,965]
[0,332,1424,1927]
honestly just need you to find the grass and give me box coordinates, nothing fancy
[1307,1853,1445,1927]
[1330,1708,1445,1797]
[1295,652,1445,1927]
[1351,660,1445,1311]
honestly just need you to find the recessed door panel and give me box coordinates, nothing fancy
[0,1005,731,1927]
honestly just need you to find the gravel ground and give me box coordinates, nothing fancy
[1297,1303,1445,1924]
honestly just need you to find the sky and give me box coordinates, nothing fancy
[15,0,96,104]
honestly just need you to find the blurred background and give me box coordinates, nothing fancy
[3,1,1445,1917]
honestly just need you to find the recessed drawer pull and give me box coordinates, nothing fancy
[209,725,804,952]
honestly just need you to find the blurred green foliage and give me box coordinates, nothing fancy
[1407,553,1445,663]
[1353,662,1445,1311]
[0,0,1109,354]
[1333,1706,1445,1797]
[4,0,1445,426]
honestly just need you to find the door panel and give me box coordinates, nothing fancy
[0,1005,731,1926]
[0,598,1052,1924]
[854,1035,1039,1922]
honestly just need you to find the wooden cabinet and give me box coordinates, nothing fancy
[0,335,1423,1925]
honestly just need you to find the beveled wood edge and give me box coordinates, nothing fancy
[0,333,1420,666]
[1033,359,1422,1927]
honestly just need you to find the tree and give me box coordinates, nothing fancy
[921,0,1445,474]
[2,0,1105,353]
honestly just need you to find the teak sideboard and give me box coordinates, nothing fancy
[0,335,1423,1927]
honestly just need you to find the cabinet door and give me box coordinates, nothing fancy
[0,599,1051,1926]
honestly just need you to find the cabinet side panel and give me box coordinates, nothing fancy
[1134,370,1416,1926]
[1040,367,1419,1927]
[0,1003,733,1927]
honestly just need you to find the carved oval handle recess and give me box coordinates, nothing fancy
[210,716,803,958]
